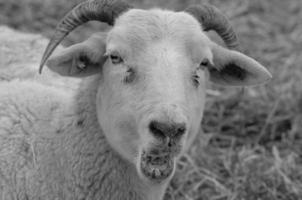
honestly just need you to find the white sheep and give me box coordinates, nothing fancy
[0,0,272,199]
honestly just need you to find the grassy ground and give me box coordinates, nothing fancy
[1,0,302,199]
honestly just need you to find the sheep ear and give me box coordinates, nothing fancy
[207,44,272,86]
[46,33,107,77]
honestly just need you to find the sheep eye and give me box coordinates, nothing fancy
[200,58,209,67]
[110,54,123,64]
[124,68,136,84]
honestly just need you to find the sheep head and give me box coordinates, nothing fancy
[41,0,272,185]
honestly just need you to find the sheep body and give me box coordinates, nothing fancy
[0,80,71,199]
[0,26,160,198]
[0,76,161,200]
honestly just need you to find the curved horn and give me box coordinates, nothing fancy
[185,4,239,50]
[39,0,132,73]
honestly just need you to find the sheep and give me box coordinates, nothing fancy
[0,0,272,199]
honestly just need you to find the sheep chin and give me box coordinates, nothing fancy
[139,150,175,183]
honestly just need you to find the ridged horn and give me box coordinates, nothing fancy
[185,4,239,50]
[39,0,132,73]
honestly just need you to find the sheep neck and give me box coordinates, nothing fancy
[63,75,167,200]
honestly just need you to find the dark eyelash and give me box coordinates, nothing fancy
[110,54,123,64]
[200,59,209,67]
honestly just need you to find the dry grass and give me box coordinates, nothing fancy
[1,0,302,199]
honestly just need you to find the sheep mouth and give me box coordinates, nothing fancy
[140,150,175,182]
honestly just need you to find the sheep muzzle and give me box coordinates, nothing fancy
[140,149,175,182]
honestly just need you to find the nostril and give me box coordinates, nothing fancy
[149,121,165,138]
[149,121,187,139]
[176,124,186,136]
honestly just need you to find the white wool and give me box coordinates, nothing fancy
[0,25,166,200]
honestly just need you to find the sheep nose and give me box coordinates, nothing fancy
[149,120,186,139]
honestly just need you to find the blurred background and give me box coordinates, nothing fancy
[1,0,302,199]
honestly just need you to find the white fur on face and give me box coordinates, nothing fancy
[96,9,211,177]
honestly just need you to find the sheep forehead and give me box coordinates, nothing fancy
[108,9,210,56]
[115,9,202,34]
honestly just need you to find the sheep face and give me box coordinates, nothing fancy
[95,10,210,183]
[46,9,271,184]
